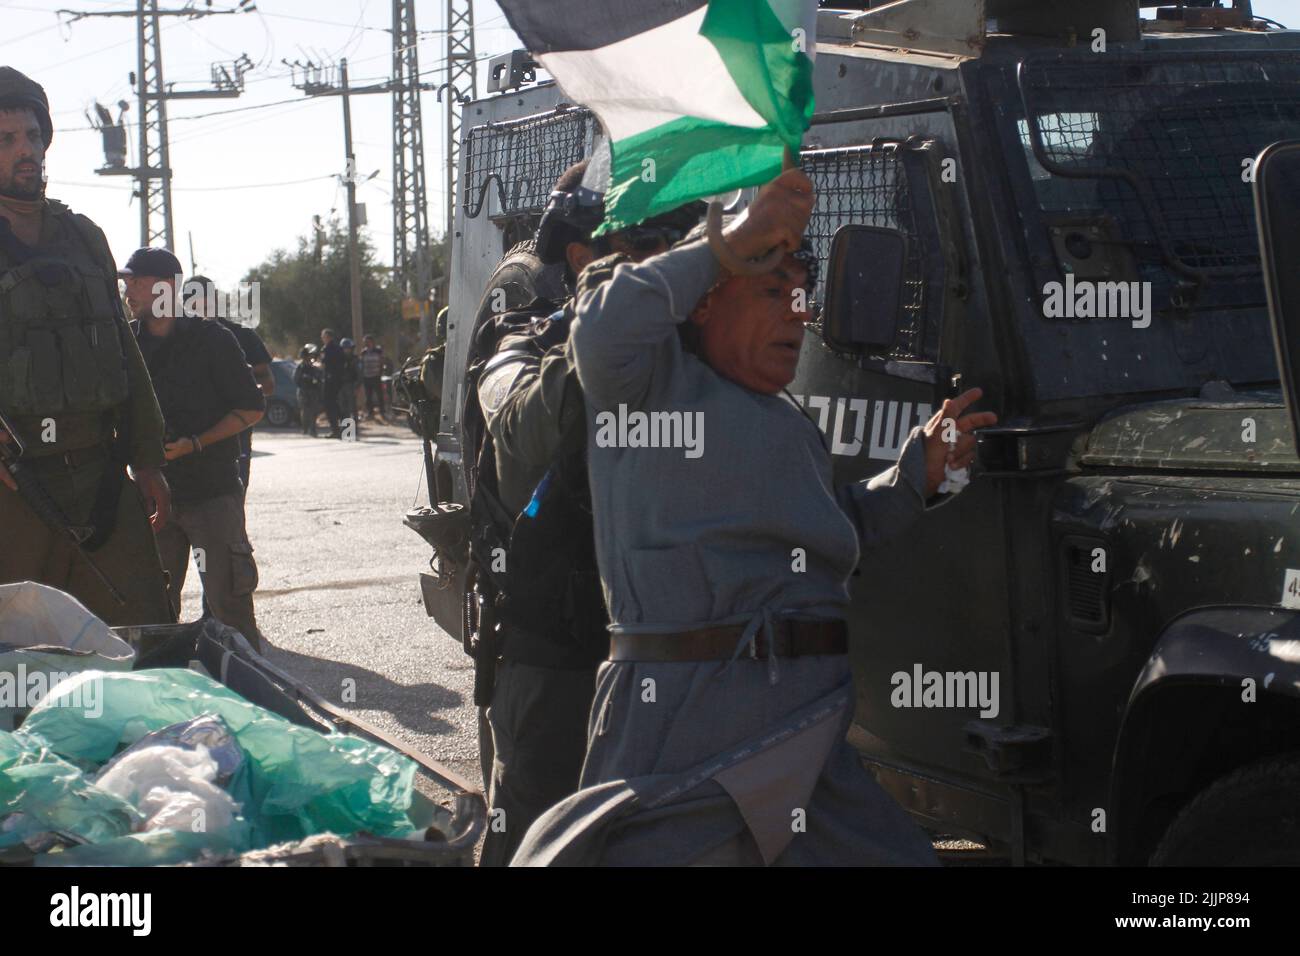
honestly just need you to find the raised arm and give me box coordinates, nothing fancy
[568,241,719,412]
[571,168,815,412]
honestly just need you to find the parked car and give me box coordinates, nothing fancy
[262,359,300,428]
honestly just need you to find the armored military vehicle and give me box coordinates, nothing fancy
[409,0,1300,865]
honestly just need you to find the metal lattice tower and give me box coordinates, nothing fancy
[136,0,173,250]
[71,0,252,250]
[444,0,478,244]
[392,0,431,303]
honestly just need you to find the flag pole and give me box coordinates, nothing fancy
[706,146,798,276]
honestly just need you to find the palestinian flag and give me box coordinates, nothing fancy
[498,0,818,232]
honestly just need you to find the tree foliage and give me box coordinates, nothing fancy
[240,217,405,357]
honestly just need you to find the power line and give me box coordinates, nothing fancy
[54,172,335,191]
[55,93,307,133]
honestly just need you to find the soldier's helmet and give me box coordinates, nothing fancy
[535,157,706,265]
[299,344,316,359]
[340,337,354,349]
[0,67,53,148]
[535,159,603,265]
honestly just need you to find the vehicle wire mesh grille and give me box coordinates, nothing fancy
[463,107,595,220]
[801,144,933,361]
[1019,54,1300,280]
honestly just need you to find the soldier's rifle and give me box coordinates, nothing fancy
[0,409,127,605]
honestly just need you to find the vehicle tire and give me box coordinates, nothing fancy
[1149,752,1300,865]
[265,398,294,428]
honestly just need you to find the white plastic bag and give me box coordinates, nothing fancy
[0,583,135,731]
[94,744,240,836]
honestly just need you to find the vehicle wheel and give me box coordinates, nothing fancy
[1150,752,1300,865]
[265,399,294,428]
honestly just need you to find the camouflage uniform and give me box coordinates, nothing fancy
[0,198,173,625]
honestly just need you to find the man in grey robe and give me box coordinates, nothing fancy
[512,169,996,866]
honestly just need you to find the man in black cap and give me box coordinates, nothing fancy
[184,274,274,490]
[465,157,704,864]
[121,248,267,648]
[0,66,173,625]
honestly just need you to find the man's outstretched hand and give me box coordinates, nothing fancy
[922,388,998,498]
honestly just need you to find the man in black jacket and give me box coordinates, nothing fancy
[123,248,267,648]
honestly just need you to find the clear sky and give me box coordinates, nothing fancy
[2,0,1295,287]
[3,0,522,286]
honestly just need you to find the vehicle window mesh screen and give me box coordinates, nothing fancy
[801,144,933,361]
[463,107,594,219]
[1019,54,1300,279]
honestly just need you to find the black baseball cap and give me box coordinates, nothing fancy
[118,247,182,279]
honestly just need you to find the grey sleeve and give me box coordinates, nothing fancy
[839,426,948,551]
[569,240,720,411]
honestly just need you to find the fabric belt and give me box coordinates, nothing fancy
[25,444,107,470]
[609,618,848,663]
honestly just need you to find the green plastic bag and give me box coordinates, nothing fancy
[18,668,419,848]
[0,731,142,847]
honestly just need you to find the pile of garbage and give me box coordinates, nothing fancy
[0,583,421,866]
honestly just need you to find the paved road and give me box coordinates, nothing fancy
[177,423,482,801]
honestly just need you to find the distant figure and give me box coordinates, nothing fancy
[360,334,386,421]
[293,345,322,437]
[319,328,345,439]
[338,337,360,437]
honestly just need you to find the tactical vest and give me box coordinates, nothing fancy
[0,212,130,417]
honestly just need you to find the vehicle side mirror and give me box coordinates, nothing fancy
[1254,140,1300,450]
[822,225,907,352]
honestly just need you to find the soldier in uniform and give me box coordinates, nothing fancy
[468,159,703,865]
[0,67,173,625]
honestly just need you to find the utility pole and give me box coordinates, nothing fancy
[341,61,364,349]
[286,58,385,347]
[66,0,254,250]
[288,8,440,352]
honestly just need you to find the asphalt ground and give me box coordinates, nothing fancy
[176,420,482,806]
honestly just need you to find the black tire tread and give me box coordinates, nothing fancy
[1150,751,1300,866]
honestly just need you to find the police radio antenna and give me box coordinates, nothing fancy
[61,0,256,250]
